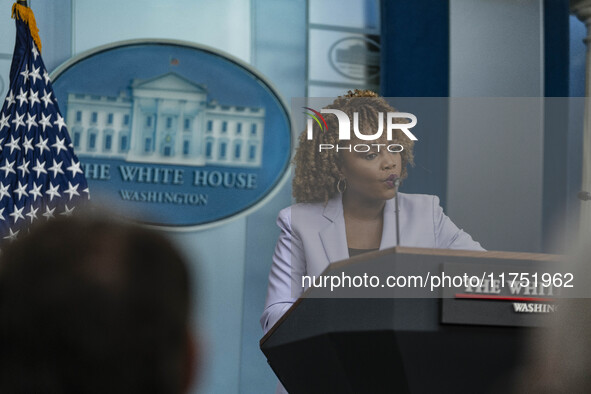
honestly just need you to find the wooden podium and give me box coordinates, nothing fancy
[260,247,561,394]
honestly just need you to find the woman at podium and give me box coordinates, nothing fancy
[261,90,484,334]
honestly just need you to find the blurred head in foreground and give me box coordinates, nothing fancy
[512,241,591,394]
[0,212,197,394]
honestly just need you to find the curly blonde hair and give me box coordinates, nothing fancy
[292,90,415,203]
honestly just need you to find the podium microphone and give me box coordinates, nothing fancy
[394,175,401,246]
[578,191,591,201]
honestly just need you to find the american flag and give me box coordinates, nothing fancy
[0,4,89,242]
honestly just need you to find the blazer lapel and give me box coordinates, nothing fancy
[319,195,350,263]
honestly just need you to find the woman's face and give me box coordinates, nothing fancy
[339,145,402,202]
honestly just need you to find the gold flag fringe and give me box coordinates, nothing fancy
[11,3,42,53]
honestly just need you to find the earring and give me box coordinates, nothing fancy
[337,178,347,194]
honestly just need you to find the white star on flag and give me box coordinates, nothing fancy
[42,206,55,220]
[26,206,38,222]
[38,113,52,131]
[64,182,80,200]
[36,136,50,153]
[40,89,52,108]
[29,66,41,84]
[0,113,10,130]
[11,112,25,129]
[0,183,10,200]
[54,113,66,131]
[14,181,28,200]
[67,161,83,177]
[61,205,75,216]
[25,113,37,131]
[6,136,21,154]
[48,159,64,177]
[16,88,28,107]
[19,65,29,80]
[46,183,61,201]
[22,135,34,154]
[4,90,15,107]
[32,159,47,177]
[9,206,25,224]
[4,228,19,241]
[29,183,43,201]
[17,159,30,176]
[28,89,40,106]
[0,159,15,177]
[51,137,67,154]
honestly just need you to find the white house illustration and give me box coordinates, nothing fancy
[65,72,265,167]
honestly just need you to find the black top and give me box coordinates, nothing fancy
[348,248,379,258]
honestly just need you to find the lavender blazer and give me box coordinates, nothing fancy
[260,192,484,333]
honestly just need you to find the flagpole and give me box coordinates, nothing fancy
[16,0,28,7]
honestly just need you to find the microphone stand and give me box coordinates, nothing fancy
[394,178,401,246]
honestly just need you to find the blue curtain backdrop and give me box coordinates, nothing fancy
[542,0,573,252]
[380,0,450,208]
